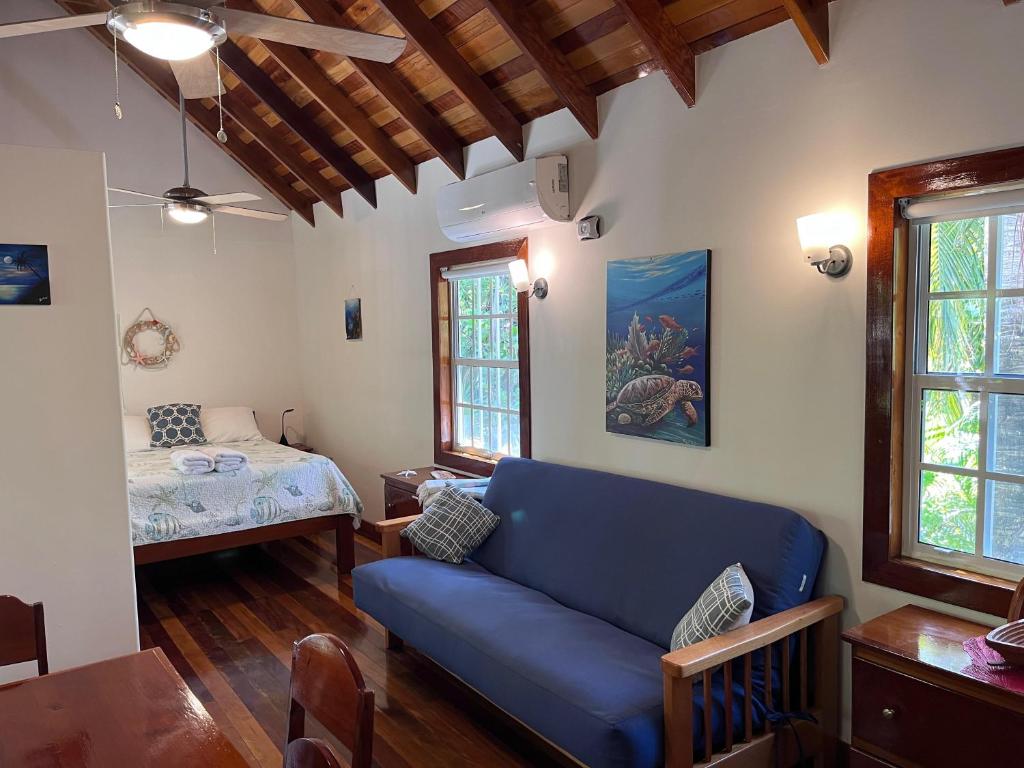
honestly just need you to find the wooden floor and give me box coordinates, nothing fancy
[136,532,566,768]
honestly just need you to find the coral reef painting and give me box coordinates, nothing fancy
[606,250,710,446]
[0,244,50,305]
[345,297,362,340]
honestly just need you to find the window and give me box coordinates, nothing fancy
[449,269,522,459]
[864,145,1024,617]
[430,239,531,476]
[904,213,1024,580]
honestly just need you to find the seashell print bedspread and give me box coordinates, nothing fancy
[126,439,363,546]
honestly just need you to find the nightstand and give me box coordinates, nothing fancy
[843,605,1023,767]
[380,466,474,520]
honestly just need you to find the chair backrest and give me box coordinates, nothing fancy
[285,738,345,768]
[285,634,373,768]
[0,596,47,675]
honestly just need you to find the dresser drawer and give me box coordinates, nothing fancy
[383,483,420,520]
[852,658,1023,766]
[848,748,895,768]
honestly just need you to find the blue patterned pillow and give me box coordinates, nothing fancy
[147,403,207,448]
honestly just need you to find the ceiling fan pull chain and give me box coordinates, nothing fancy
[113,34,123,120]
[211,211,218,256]
[216,48,228,144]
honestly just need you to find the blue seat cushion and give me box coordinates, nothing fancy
[353,556,764,768]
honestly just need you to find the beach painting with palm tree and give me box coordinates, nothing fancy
[607,250,711,446]
[0,244,50,305]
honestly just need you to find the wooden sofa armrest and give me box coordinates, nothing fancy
[660,595,844,768]
[661,595,844,678]
[376,514,420,558]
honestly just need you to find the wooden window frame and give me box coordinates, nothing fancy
[864,145,1024,617]
[430,238,532,476]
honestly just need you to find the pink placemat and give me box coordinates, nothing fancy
[963,635,1024,694]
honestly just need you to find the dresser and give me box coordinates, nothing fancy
[843,605,1023,767]
[380,466,474,519]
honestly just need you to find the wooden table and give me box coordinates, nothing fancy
[0,648,249,767]
[380,465,474,520]
[843,604,1023,768]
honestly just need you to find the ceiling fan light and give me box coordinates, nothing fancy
[108,3,228,62]
[166,202,209,225]
[123,21,214,61]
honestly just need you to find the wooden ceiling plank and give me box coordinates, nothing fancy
[481,0,599,138]
[261,40,417,193]
[219,90,345,219]
[219,39,378,208]
[611,0,696,106]
[288,0,466,179]
[781,0,829,64]
[374,0,525,161]
[230,0,415,193]
[52,2,315,225]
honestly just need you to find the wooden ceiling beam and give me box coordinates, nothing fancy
[782,0,830,65]
[374,0,524,161]
[219,39,378,208]
[51,2,315,225]
[481,0,598,139]
[288,0,465,180]
[612,0,696,107]
[218,90,345,220]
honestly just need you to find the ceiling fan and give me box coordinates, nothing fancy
[1,1,406,98]
[109,89,288,225]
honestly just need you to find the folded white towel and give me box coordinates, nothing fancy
[417,478,489,511]
[200,446,249,472]
[171,449,215,475]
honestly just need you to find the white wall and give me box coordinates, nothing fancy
[292,0,1024,736]
[0,0,307,438]
[0,144,138,682]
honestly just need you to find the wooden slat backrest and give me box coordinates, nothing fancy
[285,634,373,768]
[285,737,345,768]
[0,596,47,675]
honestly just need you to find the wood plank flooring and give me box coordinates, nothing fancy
[136,532,567,768]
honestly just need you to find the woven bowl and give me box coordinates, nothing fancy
[986,619,1024,666]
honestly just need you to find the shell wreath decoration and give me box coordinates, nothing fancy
[121,307,180,370]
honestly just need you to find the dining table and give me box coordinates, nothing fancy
[0,647,250,767]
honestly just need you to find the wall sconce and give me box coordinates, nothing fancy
[508,258,549,299]
[796,212,854,278]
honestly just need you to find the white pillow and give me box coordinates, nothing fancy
[200,406,263,443]
[123,414,153,451]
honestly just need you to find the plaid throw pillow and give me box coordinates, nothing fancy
[401,486,499,564]
[670,563,754,650]
[147,403,207,448]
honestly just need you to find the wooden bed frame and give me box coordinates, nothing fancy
[377,515,843,768]
[134,514,356,588]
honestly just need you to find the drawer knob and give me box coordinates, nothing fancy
[881,707,896,720]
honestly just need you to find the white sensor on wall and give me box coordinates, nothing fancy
[436,156,570,243]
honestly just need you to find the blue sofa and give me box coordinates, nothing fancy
[354,459,838,768]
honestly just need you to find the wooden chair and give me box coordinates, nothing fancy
[285,634,373,768]
[284,738,345,768]
[0,596,48,675]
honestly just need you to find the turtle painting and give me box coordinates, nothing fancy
[606,375,703,426]
[606,250,711,446]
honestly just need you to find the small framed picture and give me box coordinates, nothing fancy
[345,298,362,340]
[0,244,50,305]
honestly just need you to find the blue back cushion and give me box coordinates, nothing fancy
[474,458,826,649]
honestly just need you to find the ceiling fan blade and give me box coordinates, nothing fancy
[170,54,224,99]
[195,192,262,205]
[0,12,107,40]
[213,205,289,222]
[108,187,172,202]
[219,8,406,63]
[108,204,164,209]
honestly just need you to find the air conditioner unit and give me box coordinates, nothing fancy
[436,155,570,243]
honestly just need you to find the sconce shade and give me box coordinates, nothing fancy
[796,212,855,265]
[508,259,531,293]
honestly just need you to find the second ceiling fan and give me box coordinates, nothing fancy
[1,1,407,99]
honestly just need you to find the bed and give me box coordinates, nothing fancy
[126,438,362,581]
